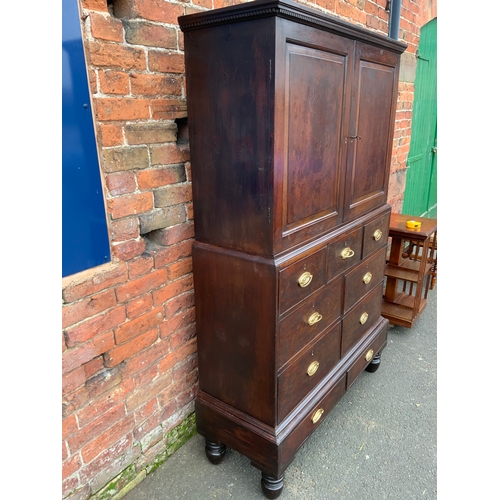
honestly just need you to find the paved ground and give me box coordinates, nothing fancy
[124,287,437,500]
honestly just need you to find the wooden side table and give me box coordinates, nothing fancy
[381,213,437,328]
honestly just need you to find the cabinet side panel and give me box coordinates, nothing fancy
[193,244,277,425]
[184,19,275,255]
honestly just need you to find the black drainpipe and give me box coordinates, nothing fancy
[387,0,402,40]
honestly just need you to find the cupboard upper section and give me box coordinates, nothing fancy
[179,0,406,257]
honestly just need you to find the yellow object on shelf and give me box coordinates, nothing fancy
[406,220,421,229]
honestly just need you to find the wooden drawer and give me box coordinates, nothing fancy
[279,247,327,316]
[280,372,346,472]
[343,246,386,313]
[278,277,342,367]
[341,282,383,357]
[326,226,363,282]
[346,319,388,389]
[278,323,341,422]
[362,211,390,259]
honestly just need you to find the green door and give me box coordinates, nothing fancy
[402,18,437,218]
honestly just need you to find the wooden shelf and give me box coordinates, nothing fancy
[382,293,427,328]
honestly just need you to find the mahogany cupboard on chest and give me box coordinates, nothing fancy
[179,1,406,497]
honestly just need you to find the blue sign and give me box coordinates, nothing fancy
[62,0,111,277]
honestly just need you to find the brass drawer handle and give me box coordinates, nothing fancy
[363,272,372,284]
[311,408,324,424]
[298,271,313,288]
[359,312,368,324]
[373,229,383,241]
[365,349,374,362]
[307,311,323,326]
[341,247,355,260]
[307,361,320,377]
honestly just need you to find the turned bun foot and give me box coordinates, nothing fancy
[261,472,284,499]
[365,353,381,373]
[204,440,227,465]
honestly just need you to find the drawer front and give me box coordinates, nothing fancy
[278,323,341,422]
[346,320,388,389]
[341,282,383,357]
[362,211,390,259]
[278,277,342,367]
[280,372,346,472]
[326,226,363,282]
[343,246,386,313]
[279,247,327,316]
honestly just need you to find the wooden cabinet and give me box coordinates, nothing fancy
[179,1,405,497]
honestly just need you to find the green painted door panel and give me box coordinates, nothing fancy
[402,18,437,218]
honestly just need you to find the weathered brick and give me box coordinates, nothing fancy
[139,206,186,234]
[125,122,177,145]
[111,217,140,242]
[106,171,136,197]
[158,338,197,374]
[87,41,146,70]
[63,366,87,396]
[108,192,154,219]
[112,238,147,261]
[136,422,164,452]
[154,184,192,208]
[128,253,155,278]
[134,398,159,426]
[126,293,153,319]
[165,290,195,318]
[150,239,193,269]
[130,73,182,96]
[63,262,128,303]
[102,146,149,173]
[166,311,196,348]
[63,331,115,375]
[150,98,187,120]
[105,328,159,367]
[124,20,177,49]
[173,353,198,382]
[63,386,89,418]
[114,307,164,344]
[149,51,185,74]
[63,415,79,440]
[98,70,129,95]
[95,98,150,122]
[119,339,170,379]
[133,0,185,23]
[64,306,126,348]
[62,289,117,330]
[125,372,173,412]
[83,356,104,379]
[81,415,136,463]
[157,369,197,408]
[153,274,194,309]
[167,257,193,281]
[116,268,168,302]
[63,453,83,481]
[62,476,80,499]
[89,13,124,43]
[81,0,107,11]
[99,123,124,147]
[85,367,122,399]
[137,164,186,190]
[147,221,193,247]
[77,379,134,427]
[151,143,189,165]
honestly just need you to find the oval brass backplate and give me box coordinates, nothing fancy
[363,272,372,284]
[307,311,323,326]
[373,229,383,241]
[298,271,313,288]
[341,247,355,260]
[307,361,320,377]
[365,349,374,362]
[311,408,324,424]
[359,312,368,324]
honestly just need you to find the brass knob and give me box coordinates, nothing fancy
[311,408,324,424]
[307,311,323,326]
[341,247,355,260]
[373,229,383,241]
[359,312,368,324]
[298,271,313,288]
[365,349,374,362]
[307,361,320,377]
[363,272,372,284]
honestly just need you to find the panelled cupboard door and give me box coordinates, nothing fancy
[273,20,353,253]
[342,42,401,223]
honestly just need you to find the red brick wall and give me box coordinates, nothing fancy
[62,1,436,498]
